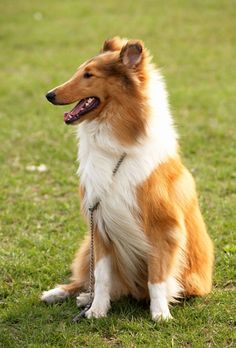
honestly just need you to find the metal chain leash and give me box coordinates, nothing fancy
[112,152,127,175]
[73,152,127,322]
[87,201,100,300]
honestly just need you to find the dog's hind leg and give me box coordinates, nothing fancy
[181,205,214,297]
[41,236,90,304]
[41,281,82,303]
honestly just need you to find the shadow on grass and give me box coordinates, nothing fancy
[4,292,230,347]
[2,292,199,327]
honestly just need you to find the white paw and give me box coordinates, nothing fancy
[148,282,173,322]
[41,287,68,303]
[76,292,91,308]
[85,301,110,319]
[151,309,173,321]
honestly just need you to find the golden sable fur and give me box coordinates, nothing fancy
[42,37,214,320]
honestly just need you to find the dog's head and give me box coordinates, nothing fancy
[46,37,150,131]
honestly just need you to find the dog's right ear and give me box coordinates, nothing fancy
[102,37,127,52]
[120,41,144,69]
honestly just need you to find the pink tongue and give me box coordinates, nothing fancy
[68,99,86,116]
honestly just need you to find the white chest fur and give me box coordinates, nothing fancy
[77,131,150,252]
[77,133,152,285]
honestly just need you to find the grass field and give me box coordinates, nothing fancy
[0,0,235,347]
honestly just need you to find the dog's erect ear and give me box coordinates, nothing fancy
[120,41,143,68]
[102,37,127,52]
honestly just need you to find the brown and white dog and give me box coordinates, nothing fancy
[42,37,214,321]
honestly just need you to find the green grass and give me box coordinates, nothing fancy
[0,0,235,347]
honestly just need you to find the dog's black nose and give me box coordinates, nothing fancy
[46,91,56,103]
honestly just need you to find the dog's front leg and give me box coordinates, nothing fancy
[148,277,172,321]
[85,254,112,318]
[147,223,184,321]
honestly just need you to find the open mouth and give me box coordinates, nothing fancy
[64,97,100,124]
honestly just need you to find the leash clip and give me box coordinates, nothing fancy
[72,303,92,323]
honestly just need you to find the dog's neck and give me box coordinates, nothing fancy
[76,69,178,164]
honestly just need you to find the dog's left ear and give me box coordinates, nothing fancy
[102,37,127,52]
[120,41,143,68]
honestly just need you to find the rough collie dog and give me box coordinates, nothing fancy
[42,37,214,321]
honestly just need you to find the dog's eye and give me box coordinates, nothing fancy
[84,72,93,79]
